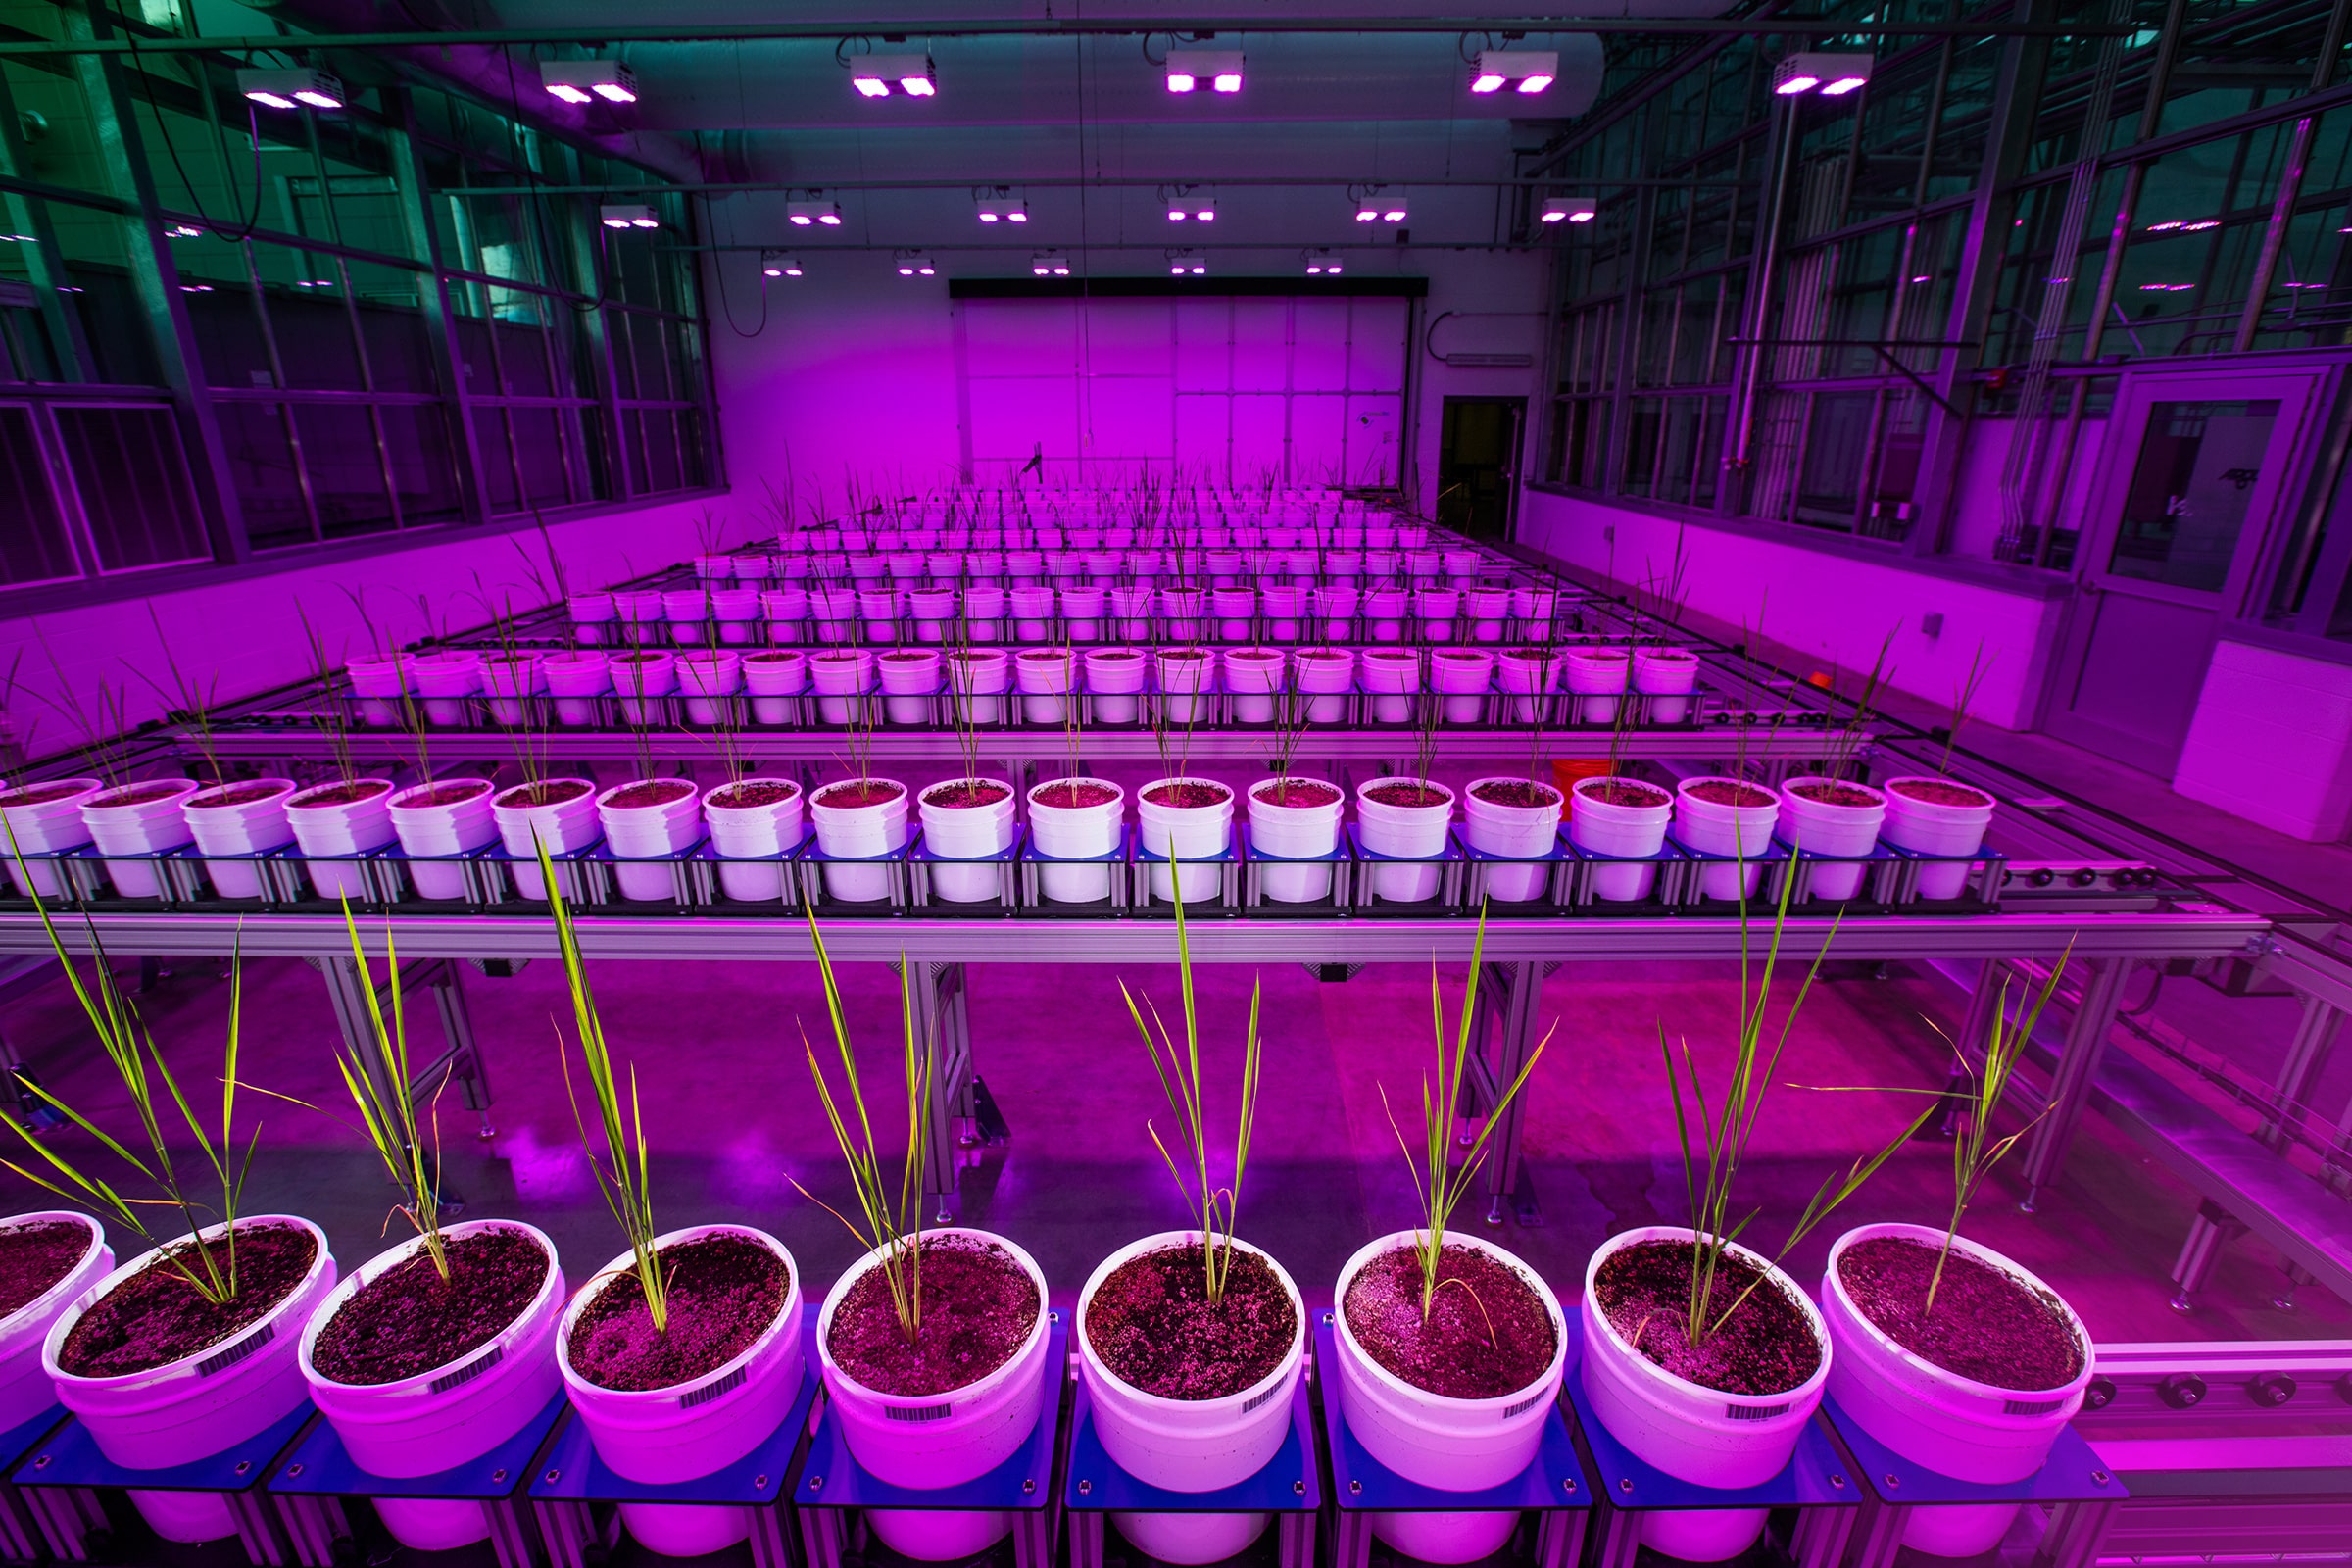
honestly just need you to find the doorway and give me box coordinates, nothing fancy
[2044,368,2332,775]
[1437,397,1524,539]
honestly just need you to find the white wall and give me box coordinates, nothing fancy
[1407,250,1551,517]
[2174,640,2352,842]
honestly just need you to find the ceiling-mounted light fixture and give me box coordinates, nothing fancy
[1167,248,1207,276]
[894,250,937,277]
[761,251,803,278]
[1773,52,1874,97]
[1163,185,1216,222]
[975,186,1029,224]
[1540,195,1598,224]
[1166,48,1243,93]
[1303,249,1343,276]
[236,69,343,110]
[540,60,638,105]
[1470,50,1557,95]
[1355,188,1407,223]
[1031,251,1072,277]
[787,196,844,227]
[852,52,937,98]
[599,203,660,229]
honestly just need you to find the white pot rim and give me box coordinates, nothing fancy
[300,1218,560,1394]
[558,1223,799,1404]
[1333,1229,1568,1411]
[1249,779,1345,810]
[1357,776,1455,808]
[703,778,804,811]
[1572,776,1671,809]
[85,778,202,810]
[814,1226,1050,1406]
[185,779,296,811]
[287,778,394,809]
[493,778,597,811]
[1025,777,1126,809]
[1883,776,1996,809]
[595,779,701,812]
[45,1215,329,1389]
[1465,776,1563,809]
[1823,1222,2091,1402]
[1583,1226,1830,1410]
[1076,1231,1305,1414]
[920,778,1018,808]
[0,1212,105,1338]
[810,778,909,810]
[0,777,103,809]
[1139,777,1235,809]
[390,779,495,811]
[1781,776,1887,809]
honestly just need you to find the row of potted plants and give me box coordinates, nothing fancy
[677,540,1486,588]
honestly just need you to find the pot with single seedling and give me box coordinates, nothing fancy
[596,779,703,903]
[0,1214,111,1429]
[809,775,910,904]
[879,650,944,726]
[1221,649,1286,725]
[1881,777,1997,899]
[1430,649,1493,725]
[77,778,200,899]
[346,654,416,727]
[1359,650,1421,726]
[1674,777,1781,903]
[1138,778,1234,906]
[1027,778,1125,903]
[287,777,396,901]
[702,778,805,902]
[569,591,617,646]
[388,778,498,901]
[1778,777,1886,901]
[1565,647,1631,724]
[1567,777,1673,903]
[1083,648,1147,725]
[918,778,1018,903]
[1633,648,1699,723]
[543,650,612,727]
[677,649,744,727]
[0,779,103,898]
[1462,778,1563,904]
[492,779,598,901]
[1015,648,1077,725]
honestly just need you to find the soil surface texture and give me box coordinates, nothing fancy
[925,781,1012,808]
[1838,1236,2082,1391]
[89,781,190,808]
[1471,780,1561,809]
[498,780,591,808]
[1592,1239,1821,1397]
[0,1220,91,1316]
[1889,778,1991,808]
[58,1223,317,1378]
[313,1228,549,1386]
[569,1233,789,1392]
[293,780,390,808]
[1145,782,1232,808]
[1343,1243,1554,1399]
[1255,780,1342,808]
[710,781,800,808]
[816,780,906,809]
[1579,781,1670,808]
[399,781,491,808]
[746,652,801,665]
[1687,779,1777,808]
[1365,782,1449,808]
[190,782,289,808]
[0,782,91,808]
[606,780,696,810]
[1790,782,1881,808]
[827,1234,1040,1397]
[1086,1243,1297,1399]
[1093,651,1141,662]
[1035,781,1119,809]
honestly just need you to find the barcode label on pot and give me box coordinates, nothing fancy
[682,1366,747,1408]
[887,1402,954,1423]
[1726,1402,1788,1422]
[1243,1386,1282,1414]
[1503,1396,1543,1420]
[198,1322,274,1378]
[2003,1396,2065,1416]
[430,1346,503,1395]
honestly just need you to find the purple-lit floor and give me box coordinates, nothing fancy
[2,937,2341,1344]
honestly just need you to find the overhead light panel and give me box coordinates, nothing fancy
[761,251,803,277]
[1470,50,1557,95]
[975,186,1028,223]
[1166,49,1243,94]
[1304,249,1343,275]
[1167,248,1206,276]
[1031,251,1071,277]
[600,204,659,229]
[541,60,637,105]
[1355,189,1406,223]
[237,69,343,110]
[1774,53,1874,96]
[853,52,936,98]
[894,250,937,277]
[1164,186,1216,222]
[788,196,844,227]
[1541,195,1598,224]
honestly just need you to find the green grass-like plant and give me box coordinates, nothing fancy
[1927,953,2068,1311]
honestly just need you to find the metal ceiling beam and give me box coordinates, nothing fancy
[442,175,1747,196]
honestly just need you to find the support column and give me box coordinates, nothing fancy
[2263,995,2342,1150]
[2019,956,2132,1209]
[1466,959,1546,1227]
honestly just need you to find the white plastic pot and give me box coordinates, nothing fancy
[1430,651,1494,725]
[1566,649,1633,724]
[287,779,396,901]
[1010,586,1057,643]
[388,779,497,901]
[1466,587,1512,644]
[411,652,483,728]
[346,655,416,727]
[857,587,902,645]
[301,1220,564,1551]
[1359,652,1421,726]
[1161,588,1206,642]
[80,779,200,899]
[760,588,808,645]
[1365,587,1410,643]
[1138,778,1234,905]
[809,652,874,727]
[703,779,806,902]
[1333,1231,1569,1564]
[1415,587,1461,643]
[1261,584,1308,642]
[1221,650,1286,725]
[46,1217,335,1544]
[1083,650,1148,725]
[1109,586,1155,642]
[562,1226,805,1557]
[676,652,744,727]
[1462,778,1563,904]
[543,652,612,728]
[1567,777,1673,902]
[816,1228,1052,1562]
[1634,649,1700,724]
[1062,585,1108,642]
[949,650,1012,726]
[1511,587,1558,639]
[878,651,943,726]
[610,652,678,728]
[1356,777,1453,904]
[1248,780,1343,903]
[1882,778,1997,900]
[1027,778,1125,903]
[809,590,857,643]
[730,554,771,587]
[568,592,616,646]
[0,1213,110,1430]
[491,779,600,901]
[1015,650,1076,725]
[809,778,910,903]
[744,652,808,726]
[1294,650,1354,725]
[708,589,760,648]
[1077,1233,1306,1566]
[919,779,1018,903]
[1155,651,1214,724]
[1312,585,1358,642]
[909,587,959,643]
[1777,778,1887,902]
[1675,778,1782,903]
[963,584,1007,642]
[183,779,297,900]
[596,779,704,902]
[482,656,544,728]
[0,779,102,898]
[1581,1227,1830,1562]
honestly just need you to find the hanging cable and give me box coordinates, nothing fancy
[128,31,266,243]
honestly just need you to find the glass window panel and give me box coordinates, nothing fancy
[494,318,553,397]
[2109,399,2279,590]
[183,278,278,389]
[472,405,521,514]
[291,403,395,540]
[0,404,79,585]
[1795,391,1874,529]
[509,404,575,509]
[53,405,209,570]
[377,404,462,524]
[217,402,310,550]
[350,261,440,394]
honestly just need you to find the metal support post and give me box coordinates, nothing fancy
[911,960,974,1219]
[2169,1197,2245,1311]
[2263,995,2342,1150]
[2019,956,2133,1210]
[309,956,495,1138]
[1465,960,1546,1227]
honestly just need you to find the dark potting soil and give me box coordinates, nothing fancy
[88,780,190,808]
[1034,781,1118,808]
[1890,778,1992,808]
[882,652,936,664]
[1580,780,1669,809]
[1145,782,1232,808]
[1791,781,1881,808]
[400,781,491,808]
[0,782,90,808]
[58,1223,318,1379]
[312,1228,549,1386]
[926,781,1012,808]
[1085,1244,1296,1400]
[1255,780,1342,808]
[1365,782,1449,808]
[1592,1239,1820,1397]
[498,779,592,808]
[606,779,696,810]
[826,1234,1040,1397]
[1094,651,1142,662]
[1838,1236,2082,1391]
[568,1233,789,1392]
[746,652,800,665]
[610,652,662,666]
[292,780,390,808]
[190,781,288,808]
[1342,1243,1554,1400]
[816,780,906,809]
[1471,780,1560,809]
[0,1220,91,1316]
[1687,779,1777,808]
[710,780,800,809]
